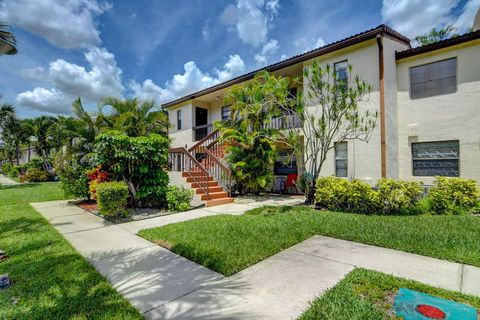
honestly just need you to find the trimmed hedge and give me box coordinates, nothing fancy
[24,168,50,182]
[166,185,194,212]
[376,179,423,214]
[315,177,423,215]
[96,181,129,217]
[428,177,479,215]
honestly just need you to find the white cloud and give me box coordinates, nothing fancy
[49,47,123,101]
[453,0,480,30]
[16,88,70,114]
[254,39,279,65]
[21,67,46,81]
[293,37,326,53]
[16,47,123,113]
[0,0,111,49]
[221,0,278,47]
[381,0,479,39]
[129,54,246,103]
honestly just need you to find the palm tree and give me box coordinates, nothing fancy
[98,97,169,137]
[23,116,57,172]
[0,23,17,55]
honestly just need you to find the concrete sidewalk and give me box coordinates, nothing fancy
[0,174,19,185]
[31,200,480,319]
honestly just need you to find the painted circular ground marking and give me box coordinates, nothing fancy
[416,304,446,319]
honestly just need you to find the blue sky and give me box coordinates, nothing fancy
[0,0,478,117]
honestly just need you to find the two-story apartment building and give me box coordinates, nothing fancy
[163,24,480,204]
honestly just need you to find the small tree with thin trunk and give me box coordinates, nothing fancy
[285,61,378,203]
[414,25,458,46]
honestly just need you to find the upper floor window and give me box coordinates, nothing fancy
[335,141,348,177]
[177,110,182,130]
[334,60,348,90]
[412,140,459,177]
[409,58,457,99]
[221,105,231,121]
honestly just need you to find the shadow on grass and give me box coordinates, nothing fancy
[0,183,37,190]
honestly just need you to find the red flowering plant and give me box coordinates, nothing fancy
[86,165,110,201]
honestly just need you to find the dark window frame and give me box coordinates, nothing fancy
[335,141,348,178]
[409,57,457,100]
[221,105,231,121]
[177,109,182,130]
[411,140,460,177]
[334,60,349,90]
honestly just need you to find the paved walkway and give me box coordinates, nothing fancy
[31,199,480,319]
[0,174,19,185]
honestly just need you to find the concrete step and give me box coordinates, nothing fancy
[200,191,228,201]
[195,186,224,194]
[206,197,234,207]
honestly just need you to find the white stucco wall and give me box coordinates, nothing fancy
[396,40,480,184]
[383,37,411,179]
[167,103,193,148]
[303,39,383,184]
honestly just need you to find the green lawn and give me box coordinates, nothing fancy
[139,205,480,276]
[0,182,142,319]
[298,268,480,320]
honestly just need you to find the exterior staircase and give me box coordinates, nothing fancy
[168,130,233,207]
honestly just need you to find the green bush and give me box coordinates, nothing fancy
[1,162,12,175]
[94,131,169,208]
[8,165,20,178]
[96,181,129,217]
[375,179,423,215]
[24,168,50,182]
[428,177,479,215]
[166,185,194,212]
[26,157,47,171]
[315,177,377,214]
[54,154,91,200]
[315,177,424,215]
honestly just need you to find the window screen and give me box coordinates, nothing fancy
[335,141,348,177]
[221,105,231,121]
[177,110,182,130]
[334,60,348,90]
[410,58,457,99]
[412,140,459,177]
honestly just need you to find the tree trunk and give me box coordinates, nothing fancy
[305,180,316,205]
[15,144,20,165]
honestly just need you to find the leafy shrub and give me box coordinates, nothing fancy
[8,165,20,178]
[94,131,169,208]
[1,162,12,175]
[24,168,50,182]
[315,177,377,214]
[375,179,423,215]
[56,158,91,199]
[86,165,110,200]
[315,177,424,215]
[166,185,194,212]
[26,157,47,171]
[428,177,479,215]
[96,181,129,217]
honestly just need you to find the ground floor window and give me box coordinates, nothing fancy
[412,140,459,177]
[335,141,348,177]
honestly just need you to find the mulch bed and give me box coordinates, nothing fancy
[77,201,99,213]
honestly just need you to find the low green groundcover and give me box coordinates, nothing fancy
[0,183,142,319]
[298,268,480,320]
[139,205,480,276]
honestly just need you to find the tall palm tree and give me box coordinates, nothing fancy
[23,116,57,172]
[0,23,17,55]
[98,97,169,137]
